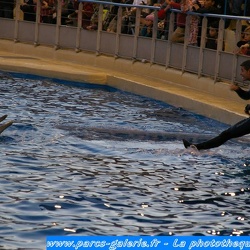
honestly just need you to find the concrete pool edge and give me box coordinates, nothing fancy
[0,39,247,125]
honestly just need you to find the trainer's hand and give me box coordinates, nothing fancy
[245,104,250,115]
[230,84,240,91]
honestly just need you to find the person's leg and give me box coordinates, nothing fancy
[171,27,185,43]
[183,117,250,150]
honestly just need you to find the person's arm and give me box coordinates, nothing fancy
[230,84,250,100]
[240,42,250,54]
[158,4,170,19]
[194,6,219,14]
[169,2,181,9]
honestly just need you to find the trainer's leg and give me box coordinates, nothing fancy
[184,117,250,150]
[192,131,230,150]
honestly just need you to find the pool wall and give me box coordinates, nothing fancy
[0,39,247,126]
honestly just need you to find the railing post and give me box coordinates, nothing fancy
[34,0,41,46]
[132,7,141,62]
[150,9,158,64]
[198,16,207,78]
[214,18,224,83]
[76,2,83,52]
[55,0,62,50]
[96,4,104,55]
[115,6,123,58]
[232,19,242,83]
[235,19,242,44]
[165,11,175,69]
[182,14,191,74]
[14,0,21,42]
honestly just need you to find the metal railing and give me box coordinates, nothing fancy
[1,0,250,85]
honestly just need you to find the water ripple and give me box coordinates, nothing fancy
[0,72,250,249]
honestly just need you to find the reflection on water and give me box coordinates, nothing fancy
[0,72,250,249]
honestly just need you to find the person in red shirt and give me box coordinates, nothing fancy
[66,0,94,28]
[169,0,187,43]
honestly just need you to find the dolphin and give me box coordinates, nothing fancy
[0,115,13,134]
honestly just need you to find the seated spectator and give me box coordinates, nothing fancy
[59,0,74,25]
[192,0,218,16]
[192,0,220,46]
[20,0,36,22]
[140,13,154,37]
[103,0,122,32]
[33,0,56,24]
[0,0,15,18]
[129,0,151,17]
[206,21,221,49]
[157,0,171,39]
[86,3,99,31]
[44,0,74,25]
[103,0,128,33]
[240,25,248,40]
[121,0,148,34]
[170,0,202,45]
[214,0,231,29]
[105,0,135,33]
[237,26,250,56]
[169,0,186,43]
[66,0,94,28]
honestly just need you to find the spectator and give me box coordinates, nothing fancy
[86,3,99,31]
[104,0,128,32]
[20,0,36,22]
[103,0,122,32]
[169,0,185,43]
[157,0,171,39]
[104,0,137,33]
[237,26,250,56]
[170,0,202,45]
[192,0,220,46]
[240,25,248,40]
[66,0,94,28]
[33,0,56,24]
[56,0,74,25]
[140,13,154,37]
[183,0,202,46]
[193,0,220,23]
[121,0,148,34]
[214,0,231,28]
[205,21,223,50]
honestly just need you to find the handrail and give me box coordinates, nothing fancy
[1,0,247,86]
[177,11,250,21]
[78,0,250,22]
[78,0,160,10]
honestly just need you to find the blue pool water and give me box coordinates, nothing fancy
[0,72,250,249]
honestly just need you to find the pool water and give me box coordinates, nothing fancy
[1,72,250,249]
